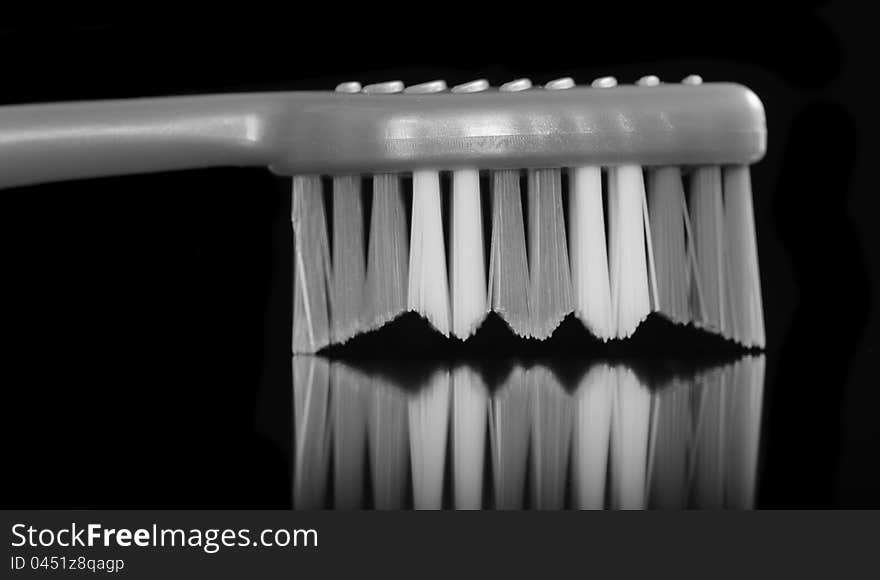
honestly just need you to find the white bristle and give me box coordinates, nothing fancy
[573,364,614,509]
[608,165,651,338]
[365,174,408,330]
[488,170,530,337]
[530,367,573,510]
[452,366,488,509]
[292,176,331,353]
[450,169,488,339]
[569,166,614,339]
[489,366,530,509]
[723,166,766,348]
[647,379,691,509]
[331,362,368,509]
[407,170,451,335]
[292,356,330,509]
[368,379,409,510]
[643,180,660,312]
[408,370,450,510]
[527,169,573,339]
[331,176,365,343]
[647,167,691,325]
[689,166,727,335]
[610,366,651,510]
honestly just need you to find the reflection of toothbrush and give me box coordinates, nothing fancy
[292,356,767,509]
[723,356,765,509]
[367,378,409,510]
[330,363,368,509]
[452,367,489,510]
[408,370,450,510]
[292,357,331,509]
[573,364,614,510]
[489,366,531,509]
[0,77,766,351]
[610,367,652,510]
[529,367,573,510]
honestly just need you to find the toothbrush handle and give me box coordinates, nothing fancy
[0,83,766,188]
[0,94,282,189]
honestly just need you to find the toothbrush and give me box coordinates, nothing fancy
[0,76,767,352]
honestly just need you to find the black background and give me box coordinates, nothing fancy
[2,2,877,508]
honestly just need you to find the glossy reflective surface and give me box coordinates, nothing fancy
[292,356,765,510]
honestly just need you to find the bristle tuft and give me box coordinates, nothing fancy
[330,176,365,343]
[723,166,766,348]
[488,171,530,337]
[647,167,690,325]
[569,166,613,340]
[292,176,332,353]
[365,174,408,330]
[608,165,651,339]
[451,169,488,339]
[689,167,727,336]
[407,170,451,336]
[527,169,573,339]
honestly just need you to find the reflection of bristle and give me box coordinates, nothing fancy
[573,364,614,509]
[488,171,530,337]
[489,366,530,509]
[408,170,451,336]
[367,379,409,510]
[608,165,652,339]
[724,356,765,508]
[647,379,691,509]
[529,366,573,509]
[527,169,573,339]
[292,176,331,353]
[292,356,330,509]
[408,370,450,510]
[689,167,726,335]
[365,174,408,330]
[723,166,766,348]
[331,176,365,343]
[293,359,767,510]
[610,366,651,509]
[569,166,613,340]
[451,169,488,339]
[331,362,368,509]
[452,367,488,509]
[647,167,691,325]
[691,366,726,508]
